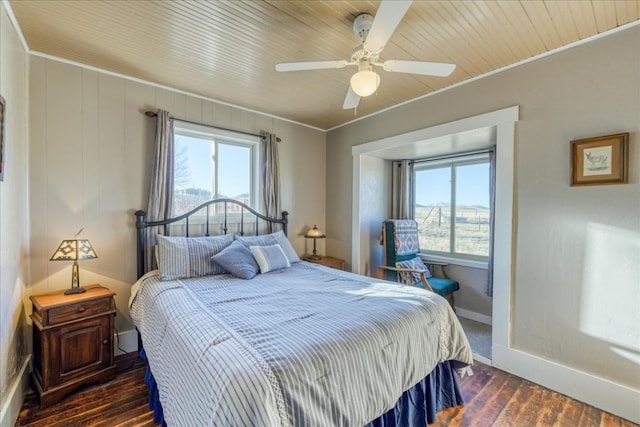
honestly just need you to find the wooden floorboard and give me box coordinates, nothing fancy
[15,354,637,426]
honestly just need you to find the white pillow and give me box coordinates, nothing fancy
[250,244,291,273]
[236,230,300,264]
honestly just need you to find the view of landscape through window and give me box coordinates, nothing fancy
[174,132,253,215]
[173,128,490,256]
[414,159,490,258]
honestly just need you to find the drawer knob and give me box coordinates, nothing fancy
[103,339,109,345]
[78,307,86,312]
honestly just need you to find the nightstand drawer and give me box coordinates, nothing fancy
[47,297,113,325]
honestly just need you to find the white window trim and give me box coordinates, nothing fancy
[419,253,488,270]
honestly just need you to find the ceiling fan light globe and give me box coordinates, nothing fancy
[350,70,380,97]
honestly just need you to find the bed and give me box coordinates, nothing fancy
[129,199,473,426]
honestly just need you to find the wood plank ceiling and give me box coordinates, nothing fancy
[9,1,640,130]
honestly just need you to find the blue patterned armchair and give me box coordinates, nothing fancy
[375,219,459,309]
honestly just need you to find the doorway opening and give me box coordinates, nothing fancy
[351,106,519,365]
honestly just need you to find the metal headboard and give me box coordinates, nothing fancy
[134,198,288,278]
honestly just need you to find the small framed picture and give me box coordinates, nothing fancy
[570,133,629,186]
[0,95,5,181]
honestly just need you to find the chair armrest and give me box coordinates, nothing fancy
[375,265,434,292]
[421,258,451,279]
[376,265,429,274]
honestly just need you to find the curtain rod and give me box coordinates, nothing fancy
[144,111,280,142]
[409,147,494,165]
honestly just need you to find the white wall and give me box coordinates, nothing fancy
[445,264,490,319]
[356,155,388,275]
[28,56,327,336]
[0,4,30,427]
[328,26,639,421]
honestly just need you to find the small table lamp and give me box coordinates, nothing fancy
[304,225,326,260]
[50,237,98,295]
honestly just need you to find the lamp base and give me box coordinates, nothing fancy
[64,286,86,295]
[307,254,322,260]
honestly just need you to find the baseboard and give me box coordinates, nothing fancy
[493,344,640,424]
[472,353,492,365]
[456,307,492,325]
[0,355,31,427]
[114,329,139,356]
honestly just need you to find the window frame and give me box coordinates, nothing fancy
[173,121,260,214]
[413,151,491,268]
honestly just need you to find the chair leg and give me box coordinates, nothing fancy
[447,293,456,311]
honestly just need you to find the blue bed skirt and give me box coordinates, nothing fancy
[140,350,463,426]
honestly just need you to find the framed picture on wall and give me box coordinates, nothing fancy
[570,133,629,186]
[0,95,5,182]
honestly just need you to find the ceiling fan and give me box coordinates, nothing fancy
[275,0,456,110]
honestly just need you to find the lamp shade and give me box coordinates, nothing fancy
[50,238,98,294]
[304,225,325,260]
[350,70,380,97]
[50,239,98,261]
[304,225,326,239]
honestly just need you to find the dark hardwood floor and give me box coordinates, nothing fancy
[16,353,637,427]
[16,353,154,427]
[431,363,637,427]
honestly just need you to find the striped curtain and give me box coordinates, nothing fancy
[261,132,281,220]
[391,160,414,219]
[146,109,174,270]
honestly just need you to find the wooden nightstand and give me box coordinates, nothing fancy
[30,284,117,408]
[304,256,346,271]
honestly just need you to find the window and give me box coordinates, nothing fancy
[173,122,259,215]
[413,153,491,260]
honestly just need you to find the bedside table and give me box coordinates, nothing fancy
[30,284,116,408]
[304,256,346,271]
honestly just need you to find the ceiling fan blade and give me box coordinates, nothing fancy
[381,60,456,77]
[275,60,348,72]
[343,87,360,109]
[364,0,412,53]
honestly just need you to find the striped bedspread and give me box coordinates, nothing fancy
[129,262,472,427]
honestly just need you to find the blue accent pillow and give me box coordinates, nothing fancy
[211,240,260,280]
[250,244,291,273]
